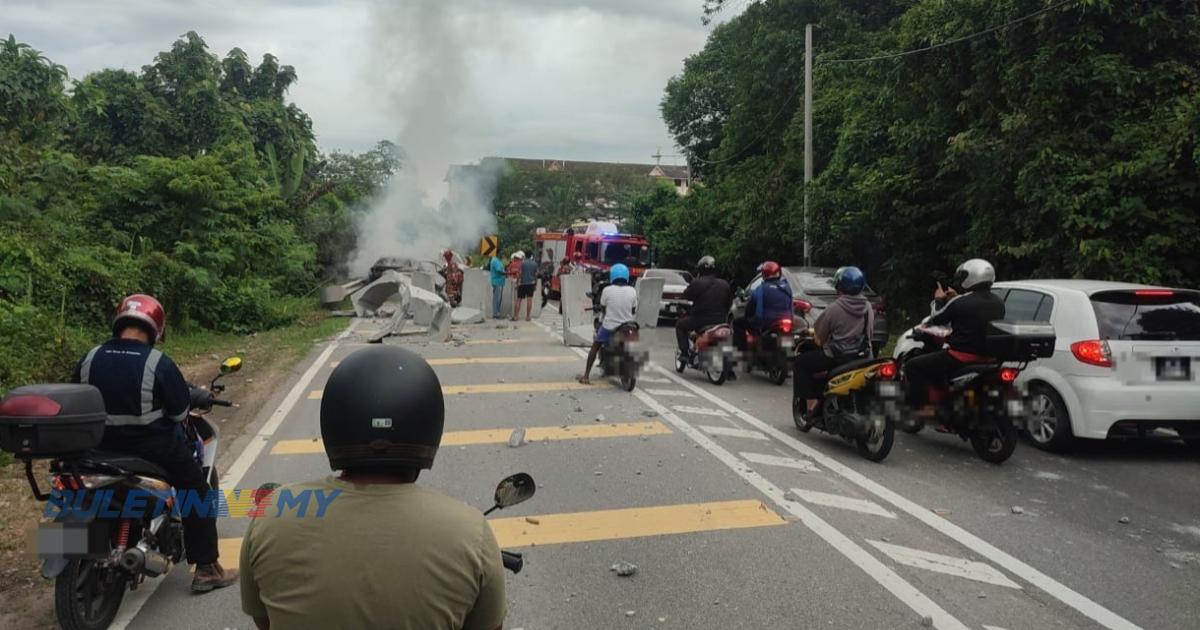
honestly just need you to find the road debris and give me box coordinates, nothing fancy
[525,517,540,525]
[1011,506,1025,515]
[625,610,636,617]
[1119,516,1131,524]
[641,410,660,417]
[595,414,606,423]
[507,427,526,448]
[610,561,638,577]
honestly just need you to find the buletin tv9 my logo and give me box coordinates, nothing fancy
[44,486,341,519]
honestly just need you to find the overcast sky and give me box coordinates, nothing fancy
[5,0,738,167]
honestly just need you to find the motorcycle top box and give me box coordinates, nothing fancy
[984,320,1057,362]
[0,384,107,458]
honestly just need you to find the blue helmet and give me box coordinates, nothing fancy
[834,266,866,295]
[609,264,630,283]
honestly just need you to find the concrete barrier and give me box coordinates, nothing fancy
[409,286,444,327]
[410,271,436,293]
[462,269,490,316]
[429,304,452,341]
[500,278,516,319]
[351,270,408,317]
[634,276,664,329]
[560,273,592,347]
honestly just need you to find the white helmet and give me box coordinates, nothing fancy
[955,258,995,290]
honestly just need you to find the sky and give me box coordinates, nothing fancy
[3,0,738,167]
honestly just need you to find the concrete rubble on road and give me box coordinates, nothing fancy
[451,307,484,324]
[508,427,526,448]
[610,562,638,577]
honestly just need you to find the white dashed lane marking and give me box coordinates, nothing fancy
[643,388,696,398]
[788,488,895,518]
[671,405,729,417]
[867,540,1022,589]
[699,425,769,441]
[636,376,673,384]
[739,452,820,473]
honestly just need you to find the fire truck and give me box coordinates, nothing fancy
[532,221,651,283]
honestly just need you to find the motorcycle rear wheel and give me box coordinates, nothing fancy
[971,419,1018,464]
[619,366,636,392]
[856,413,895,462]
[767,364,788,386]
[792,397,814,432]
[705,365,728,385]
[55,559,126,630]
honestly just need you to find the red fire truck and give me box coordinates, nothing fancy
[533,221,651,283]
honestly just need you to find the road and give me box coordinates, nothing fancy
[115,309,1199,630]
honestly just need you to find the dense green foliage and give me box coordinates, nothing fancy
[648,0,1200,319]
[0,33,398,391]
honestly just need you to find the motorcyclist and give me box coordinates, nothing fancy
[732,261,793,352]
[240,346,505,630]
[71,294,237,593]
[675,255,734,359]
[792,267,875,416]
[903,258,1006,415]
[579,264,637,385]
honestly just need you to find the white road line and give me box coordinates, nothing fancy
[789,488,895,519]
[983,626,1010,630]
[109,320,359,630]
[637,376,673,384]
[740,452,820,473]
[643,388,696,398]
[672,404,729,417]
[631,390,969,630]
[699,425,769,440]
[868,540,1022,590]
[652,366,1142,630]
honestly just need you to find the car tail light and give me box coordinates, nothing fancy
[1071,340,1113,367]
[999,368,1020,383]
[793,299,812,314]
[0,395,62,416]
[877,362,898,380]
[1134,290,1173,297]
[776,318,793,334]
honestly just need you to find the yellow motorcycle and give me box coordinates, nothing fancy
[792,335,900,462]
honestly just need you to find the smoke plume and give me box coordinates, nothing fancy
[349,0,500,274]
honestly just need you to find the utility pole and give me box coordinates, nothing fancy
[803,23,813,267]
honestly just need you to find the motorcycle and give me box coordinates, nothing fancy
[0,357,241,630]
[740,317,798,385]
[675,312,736,385]
[791,334,899,462]
[896,321,1055,464]
[586,287,646,392]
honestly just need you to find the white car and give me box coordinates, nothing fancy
[893,280,1200,451]
[642,268,693,321]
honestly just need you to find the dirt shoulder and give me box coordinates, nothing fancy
[0,309,348,629]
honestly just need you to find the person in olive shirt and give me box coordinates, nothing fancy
[240,347,505,630]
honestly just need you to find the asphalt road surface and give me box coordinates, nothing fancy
[113,309,1199,630]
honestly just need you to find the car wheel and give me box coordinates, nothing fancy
[1025,384,1074,452]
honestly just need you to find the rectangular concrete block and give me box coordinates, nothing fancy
[429,304,452,341]
[564,324,593,348]
[500,278,516,318]
[462,269,491,316]
[410,286,444,327]
[560,273,592,344]
[411,271,436,293]
[451,307,484,324]
[635,277,665,329]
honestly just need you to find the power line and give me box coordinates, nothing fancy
[823,0,1079,65]
[688,0,1080,166]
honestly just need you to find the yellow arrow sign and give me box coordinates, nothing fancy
[480,235,499,257]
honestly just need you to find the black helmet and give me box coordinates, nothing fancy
[320,346,445,472]
[696,255,716,273]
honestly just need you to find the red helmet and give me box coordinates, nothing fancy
[113,294,166,343]
[761,261,782,280]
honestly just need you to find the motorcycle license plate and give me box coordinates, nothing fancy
[1156,357,1190,381]
[38,522,109,559]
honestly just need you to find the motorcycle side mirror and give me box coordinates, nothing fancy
[486,473,536,515]
[220,357,243,374]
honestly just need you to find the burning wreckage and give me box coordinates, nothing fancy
[321,254,484,343]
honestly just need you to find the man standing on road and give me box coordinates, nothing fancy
[240,346,505,630]
[515,251,539,321]
[675,255,733,359]
[489,253,506,319]
[73,294,237,593]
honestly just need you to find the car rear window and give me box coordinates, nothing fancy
[645,270,690,285]
[784,270,878,298]
[1090,291,1200,341]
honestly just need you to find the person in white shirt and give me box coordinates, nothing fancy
[579,264,637,384]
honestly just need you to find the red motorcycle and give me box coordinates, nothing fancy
[740,317,798,385]
[676,321,736,385]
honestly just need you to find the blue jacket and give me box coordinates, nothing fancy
[71,338,191,440]
[749,278,793,324]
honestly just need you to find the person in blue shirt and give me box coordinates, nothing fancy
[489,254,507,318]
[733,261,793,351]
[71,294,237,593]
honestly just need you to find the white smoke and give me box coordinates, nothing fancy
[349,0,501,274]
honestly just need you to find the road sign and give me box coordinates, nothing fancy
[480,235,499,257]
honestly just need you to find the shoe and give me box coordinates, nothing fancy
[192,562,239,593]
